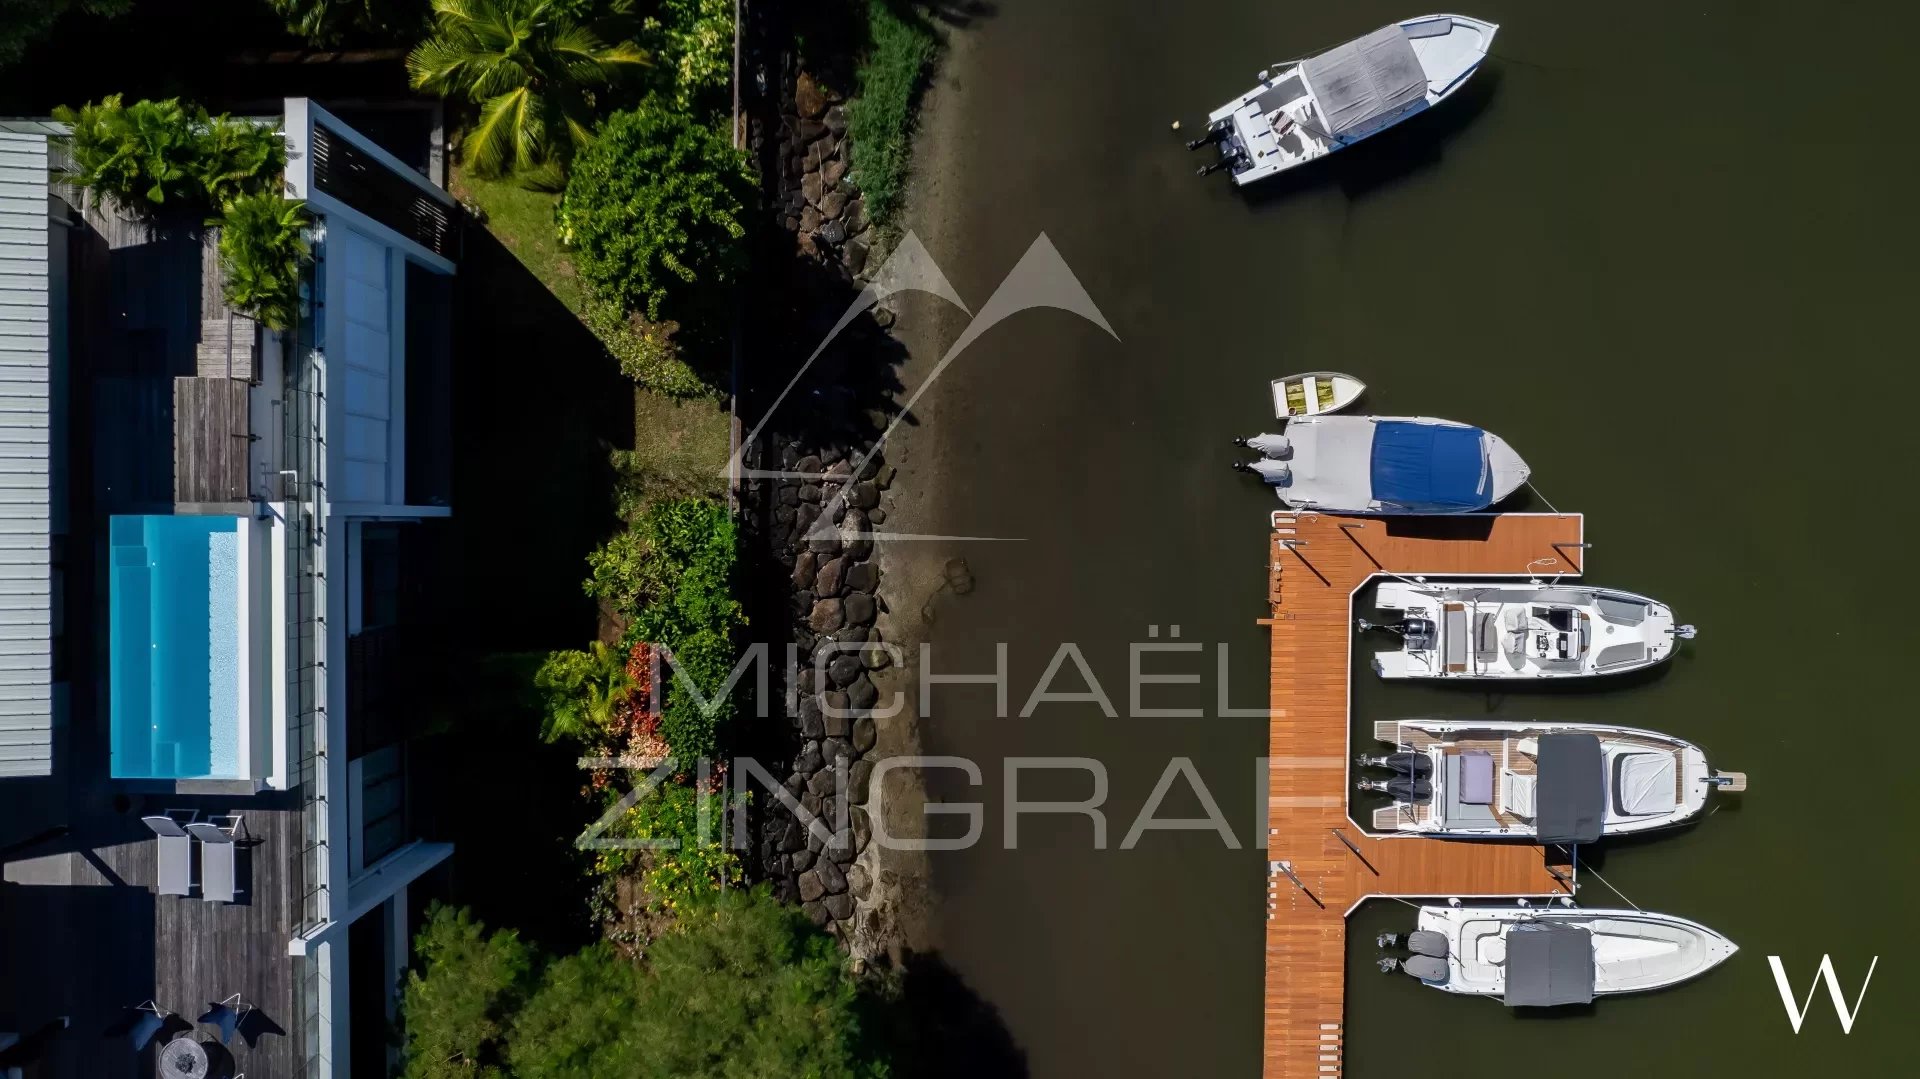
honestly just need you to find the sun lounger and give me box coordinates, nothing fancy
[185,816,244,904]
[138,815,192,897]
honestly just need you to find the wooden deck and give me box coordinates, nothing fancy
[173,377,253,503]
[1,799,309,1078]
[1262,512,1585,1079]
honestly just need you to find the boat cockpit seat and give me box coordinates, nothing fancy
[1502,771,1537,818]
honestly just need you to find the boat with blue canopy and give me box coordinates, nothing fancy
[1232,415,1529,513]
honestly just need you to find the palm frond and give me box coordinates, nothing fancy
[466,87,533,178]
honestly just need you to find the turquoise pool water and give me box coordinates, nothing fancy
[109,515,245,780]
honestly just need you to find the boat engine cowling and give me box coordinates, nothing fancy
[1400,955,1448,984]
[1406,930,1449,959]
[1239,458,1291,485]
[1399,617,1436,650]
[1240,433,1291,459]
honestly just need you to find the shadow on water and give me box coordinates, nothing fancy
[1231,62,1504,211]
[881,951,1029,1079]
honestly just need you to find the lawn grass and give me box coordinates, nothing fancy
[453,164,731,518]
[847,0,939,229]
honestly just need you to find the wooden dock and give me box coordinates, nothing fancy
[1262,512,1584,1079]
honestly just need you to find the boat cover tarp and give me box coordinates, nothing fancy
[1504,924,1596,1006]
[1302,25,1427,135]
[1536,733,1605,844]
[1369,421,1488,511]
[1613,752,1679,816]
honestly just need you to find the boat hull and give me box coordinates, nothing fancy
[1271,371,1365,417]
[1364,719,1730,839]
[1404,906,1738,1002]
[1370,582,1684,679]
[1199,15,1499,186]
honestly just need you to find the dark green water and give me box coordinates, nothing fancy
[907,0,1913,1075]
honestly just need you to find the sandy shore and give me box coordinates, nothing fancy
[848,24,983,961]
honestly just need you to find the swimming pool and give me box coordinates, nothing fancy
[109,515,250,780]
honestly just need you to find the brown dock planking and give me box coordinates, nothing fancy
[1262,512,1584,1079]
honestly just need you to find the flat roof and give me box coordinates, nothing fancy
[0,129,54,779]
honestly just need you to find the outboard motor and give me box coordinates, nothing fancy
[1358,617,1436,651]
[1356,752,1434,777]
[1232,433,1292,459]
[1673,624,1698,640]
[1356,776,1433,801]
[1406,930,1449,959]
[1231,459,1292,486]
[1399,955,1449,984]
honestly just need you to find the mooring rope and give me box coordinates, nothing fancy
[1525,479,1561,515]
[1576,860,1643,912]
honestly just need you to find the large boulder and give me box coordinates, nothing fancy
[797,869,826,902]
[848,863,872,899]
[795,73,827,119]
[823,893,854,921]
[843,592,875,627]
[845,561,880,593]
[827,653,863,687]
[815,858,848,895]
[814,556,847,597]
[852,716,877,754]
[807,598,845,634]
[802,899,830,926]
[790,549,818,589]
[845,675,878,713]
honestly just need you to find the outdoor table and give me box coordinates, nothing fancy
[157,1034,209,1078]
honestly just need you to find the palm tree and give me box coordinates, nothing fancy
[407,0,647,181]
[533,641,635,744]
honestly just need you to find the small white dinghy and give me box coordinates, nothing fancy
[1232,415,1529,514]
[1271,371,1365,418]
[1359,720,1747,841]
[1191,15,1499,184]
[1365,582,1695,679]
[1380,905,1738,1006]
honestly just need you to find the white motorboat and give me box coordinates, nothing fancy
[1365,581,1695,679]
[1379,904,1738,1005]
[1232,415,1529,513]
[1359,720,1747,841]
[1191,14,1499,184]
[1271,371,1365,418]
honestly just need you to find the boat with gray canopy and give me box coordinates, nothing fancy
[1189,15,1499,184]
[1360,721,1747,839]
[1378,904,1738,1005]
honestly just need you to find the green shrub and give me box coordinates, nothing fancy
[582,497,743,758]
[644,0,736,113]
[216,193,310,332]
[846,0,938,229]
[580,295,710,398]
[53,95,285,215]
[509,888,886,1079]
[532,641,634,744]
[268,0,426,46]
[0,0,130,67]
[558,101,753,322]
[400,904,535,1079]
[589,781,741,907]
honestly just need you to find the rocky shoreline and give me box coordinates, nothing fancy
[741,45,920,952]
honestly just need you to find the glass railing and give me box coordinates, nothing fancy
[284,231,332,1076]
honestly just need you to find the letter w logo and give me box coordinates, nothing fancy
[1767,955,1878,1033]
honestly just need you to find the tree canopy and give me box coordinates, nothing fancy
[400,891,890,1079]
[408,0,649,181]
